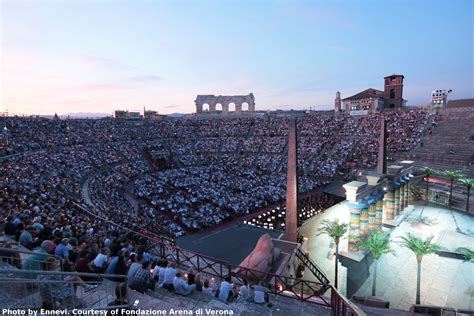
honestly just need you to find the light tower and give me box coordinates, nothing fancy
[431,89,452,109]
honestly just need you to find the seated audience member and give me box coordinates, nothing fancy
[202,280,214,296]
[239,279,252,301]
[129,261,155,294]
[54,238,71,265]
[253,282,270,304]
[217,276,234,302]
[194,273,204,292]
[127,254,143,286]
[157,259,168,287]
[23,240,55,278]
[162,262,177,291]
[187,268,196,285]
[4,216,17,239]
[173,271,196,296]
[74,250,94,281]
[19,225,35,249]
[92,247,110,273]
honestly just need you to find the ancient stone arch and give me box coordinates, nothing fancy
[195,93,255,114]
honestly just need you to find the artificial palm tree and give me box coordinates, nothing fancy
[357,232,396,296]
[317,219,348,289]
[459,178,474,213]
[456,247,474,262]
[400,233,440,305]
[443,170,462,206]
[423,167,437,203]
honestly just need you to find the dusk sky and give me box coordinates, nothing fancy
[1,0,473,115]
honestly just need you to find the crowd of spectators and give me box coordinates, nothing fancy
[0,110,432,309]
[1,110,431,238]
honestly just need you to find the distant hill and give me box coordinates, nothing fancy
[167,113,186,118]
[61,112,111,118]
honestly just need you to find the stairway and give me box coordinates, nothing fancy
[295,248,331,293]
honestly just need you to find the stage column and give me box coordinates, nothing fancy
[399,180,406,211]
[367,197,377,236]
[384,184,396,221]
[404,177,410,207]
[394,183,401,215]
[375,193,384,232]
[348,202,364,251]
[360,200,369,240]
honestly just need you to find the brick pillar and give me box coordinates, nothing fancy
[283,118,298,242]
[348,202,364,251]
[375,194,384,232]
[235,102,242,113]
[368,198,377,235]
[384,184,396,220]
[196,103,203,114]
[209,102,216,112]
[222,102,229,114]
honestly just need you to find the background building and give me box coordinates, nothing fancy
[339,74,406,115]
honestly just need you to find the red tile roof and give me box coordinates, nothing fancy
[342,88,384,101]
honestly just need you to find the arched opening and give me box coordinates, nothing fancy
[215,103,223,112]
[390,89,395,99]
[242,102,249,111]
[228,102,236,112]
[202,103,210,112]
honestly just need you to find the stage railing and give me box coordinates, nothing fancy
[331,287,367,316]
[71,197,365,314]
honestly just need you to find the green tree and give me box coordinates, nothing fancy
[317,219,348,289]
[423,167,437,203]
[357,232,396,296]
[456,247,474,262]
[400,233,440,305]
[459,178,474,213]
[443,170,462,206]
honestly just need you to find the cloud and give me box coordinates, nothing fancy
[77,55,132,71]
[81,83,137,91]
[128,75,163,82]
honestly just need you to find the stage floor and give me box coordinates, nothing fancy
[176,224,281,265]
[299,201,474,311]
